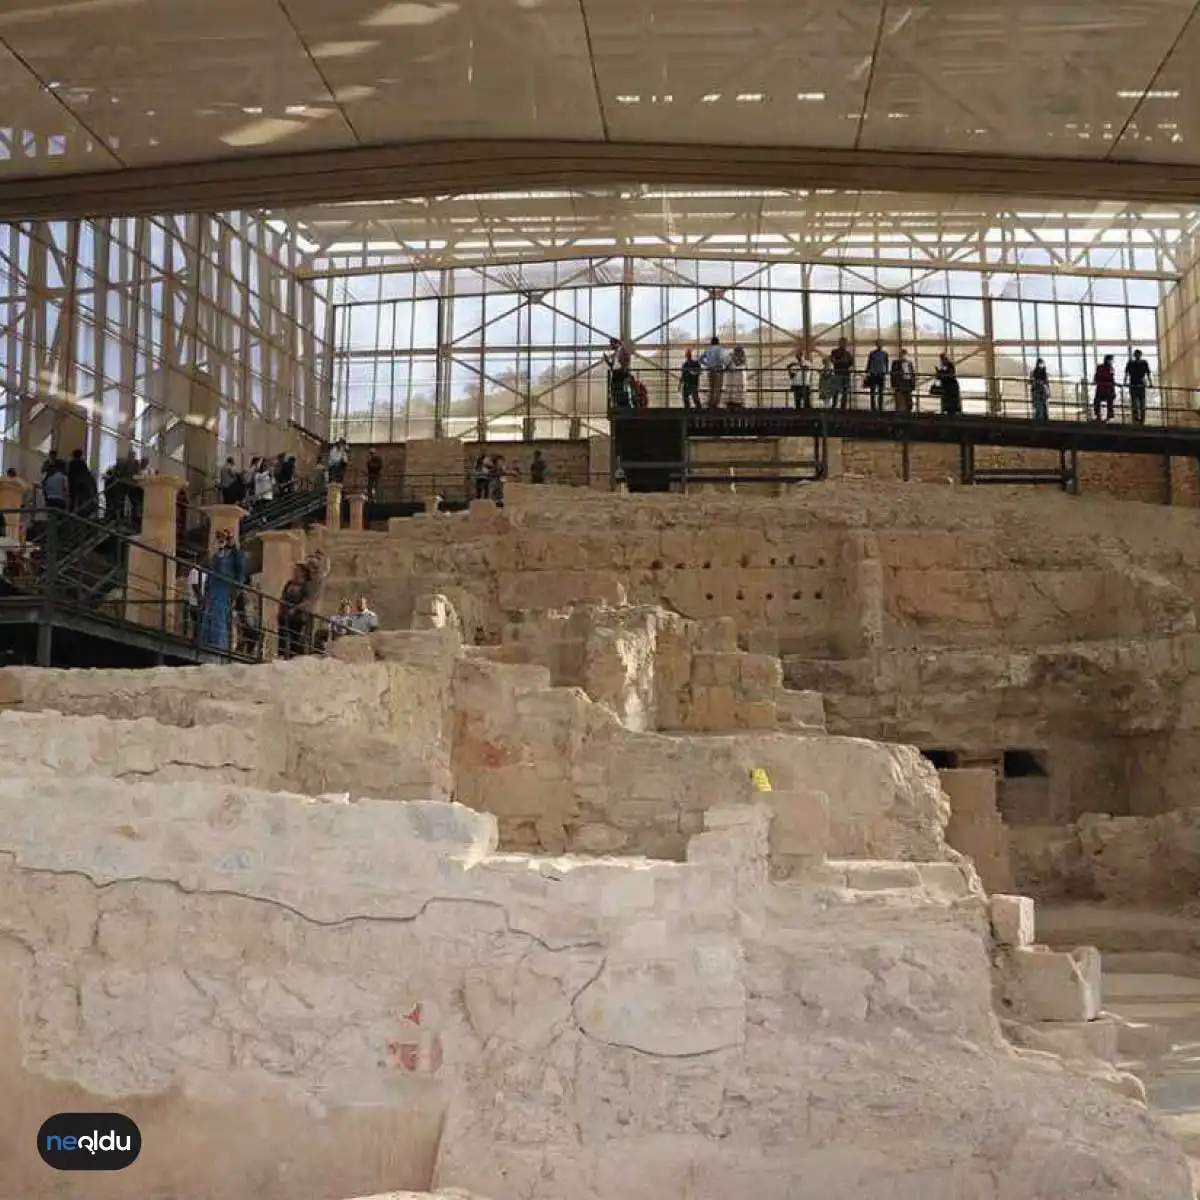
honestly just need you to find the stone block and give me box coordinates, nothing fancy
[535,817,567,855]
[737,653,784,694]
[843,862,924,891]
[775,688,826,730]
[1003,945,1102,1022]
[329,637,377,664]
[990,894,1036,948]
[736,700,779,730]
[0,669,23,709]
[571,823,630,855]
[916,861,976,902]
[1033,1016,1119,1063]
[769,789,830,868]
[692,652,740,687]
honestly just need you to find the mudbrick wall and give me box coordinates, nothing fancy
[342,435,1199,508]
[306,482,1200,824]
[318,481,1200,657]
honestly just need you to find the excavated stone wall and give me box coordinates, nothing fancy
[1010,808,1200,907]
[0,781,1188,1200]
[0,633,946,866]
[311,482,1200,827]
[317,481,1200,657]
[786,632,1200,823]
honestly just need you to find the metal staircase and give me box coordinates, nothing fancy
[239,483,328,538]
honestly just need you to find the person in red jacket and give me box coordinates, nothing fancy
[1093,355,1116,422]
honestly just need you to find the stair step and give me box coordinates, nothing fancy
[1105,975,1200,1001]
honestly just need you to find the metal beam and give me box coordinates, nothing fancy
[5,141,1200,221]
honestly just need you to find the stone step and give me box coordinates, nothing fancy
[1037,905,1200,957]
[1104,952,1200,980]
[1105,974,1200,1002]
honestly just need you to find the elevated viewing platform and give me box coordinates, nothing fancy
[611,375,1200,494]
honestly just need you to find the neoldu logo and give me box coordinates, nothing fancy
[38,1114,141,1171]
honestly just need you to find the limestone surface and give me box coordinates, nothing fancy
[0,783,1189,1200]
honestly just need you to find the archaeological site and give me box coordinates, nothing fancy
[5,476,1200,1199]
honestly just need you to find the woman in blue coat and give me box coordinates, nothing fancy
[200,529,247,655]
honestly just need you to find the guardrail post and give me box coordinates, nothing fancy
[0,475,29,538]
[36,507,58,667]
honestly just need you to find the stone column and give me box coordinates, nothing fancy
[125,474,187,630]
[347,493,366,531]
[0,475,29,540]
[202,503,246,555]
[326,482,343,532]
[258,529,305,661]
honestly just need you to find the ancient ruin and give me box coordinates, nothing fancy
[5,478,1200,1198]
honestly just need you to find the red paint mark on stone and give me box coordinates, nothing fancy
[478,742,510,768]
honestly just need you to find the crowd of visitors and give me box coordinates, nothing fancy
[329,595,379,640]
[469,449,548,507]
[183,536,349,661]
[604,335,1161,425]
[218,452,299,509]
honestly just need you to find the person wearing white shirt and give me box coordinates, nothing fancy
[328,439,348,483]
[185,563,206,639]
[254,467,274,506]
[787,349,814,409]
[725,346,748,408]
[699,336,729,408]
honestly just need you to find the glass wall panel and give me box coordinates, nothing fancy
[326,251,1169,442]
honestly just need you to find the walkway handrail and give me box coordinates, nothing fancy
[602,364,1200,431]
[0,505,337,665]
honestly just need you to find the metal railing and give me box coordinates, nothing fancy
[0,506,340,666]
[239,479,328,538]
[605,365,1200,431]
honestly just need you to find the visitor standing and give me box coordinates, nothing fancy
[67,449,97,513]
[725,347,748,408]
[349,595,379,635]
[328,439,348,484]
[1030,359,1050,421]
[219,457,241,505]
[473,454,491,501]
[185,559,206,639]
[700,337,728,408]
[530,449,548,484]
[935,354,961,415]
[489,455,507,508]
[41,461,69,514]
[679,349,702,410]
[1093,355,1117,422]
[787,348,814,409]
[865,341,889,412]
[830,338,854,410]
[366,448,384,500]
[1125,350,1151,425]
[253,461,275,507]
[890,348,915,413]
[277,563,310,660]
[199,529,247,655]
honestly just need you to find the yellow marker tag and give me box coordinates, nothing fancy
[751,768,773,793]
